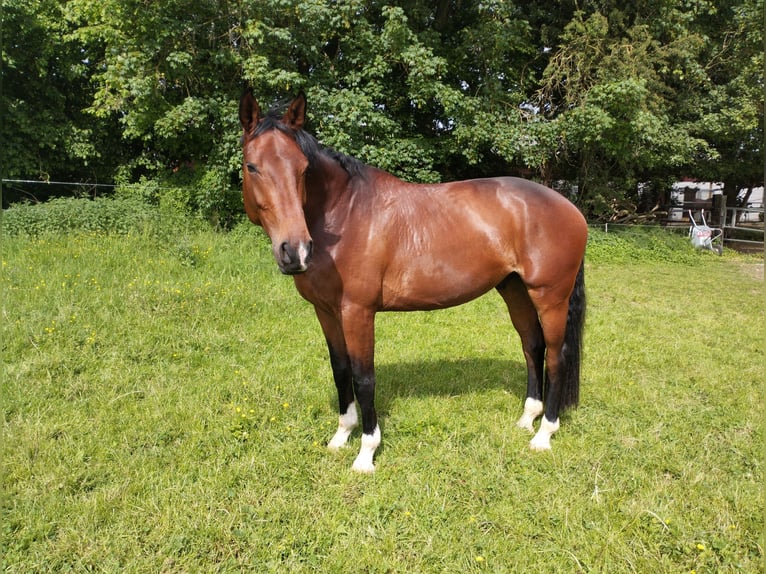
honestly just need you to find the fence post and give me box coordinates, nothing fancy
[711,194,725,227]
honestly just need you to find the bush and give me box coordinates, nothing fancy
[115,169,245,230]
[586,225,705,264]
[0,196,198,237]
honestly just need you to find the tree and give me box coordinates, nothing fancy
[532,0,763,216]
[1,0,123,191]
[3,0,762,222]
[528,5,711,215]
[64,0,249,222]
[685,0,764,210]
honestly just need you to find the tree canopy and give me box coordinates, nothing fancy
[2,0,763,219]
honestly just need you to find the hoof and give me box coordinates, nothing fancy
[517,398,543,434]
[327,431,351,451]
[328,405,358,451]
[350,425,380,474]
[351,458,375,474]
[528,416,559,451]
[516,416,536,434]
[529,434,552,451]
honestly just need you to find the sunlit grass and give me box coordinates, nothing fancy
[2,225,763,572]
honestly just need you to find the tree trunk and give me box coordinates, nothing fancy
[723,180,742,223]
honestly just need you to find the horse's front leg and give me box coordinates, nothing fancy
[343,305,380,473]
[315,308,357,451]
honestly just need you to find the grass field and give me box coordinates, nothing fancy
[2,224,763,573]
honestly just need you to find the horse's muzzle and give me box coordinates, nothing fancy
[277,240,313,274]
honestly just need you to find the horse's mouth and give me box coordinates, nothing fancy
[280,265,309,275]
[278,258,310,275]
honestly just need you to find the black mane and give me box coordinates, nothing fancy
[251,108,367,179]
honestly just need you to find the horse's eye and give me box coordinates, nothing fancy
[246,163,259,175]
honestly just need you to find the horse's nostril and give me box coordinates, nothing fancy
[280,242,291,263]
[306,240,314,259]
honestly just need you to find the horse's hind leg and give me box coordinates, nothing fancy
[496,275,545,433]
[526,261,585,450]
[528,301,569,450]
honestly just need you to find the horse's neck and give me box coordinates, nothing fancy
[306,154,357,218]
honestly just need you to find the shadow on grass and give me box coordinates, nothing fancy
[372,357,527,418]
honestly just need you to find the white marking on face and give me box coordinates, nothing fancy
[327,402,358,451]
[351,425,381,473]
[516,397,544,433]
[297,241,312,269]
[529,416,560,451]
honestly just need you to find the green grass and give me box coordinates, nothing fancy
[2,224,763,573]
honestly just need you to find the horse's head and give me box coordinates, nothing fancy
[239,90,314,275]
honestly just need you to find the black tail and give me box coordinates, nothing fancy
[560,261,586,410]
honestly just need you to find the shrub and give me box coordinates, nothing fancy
[586,226,706,264]
[0,196,197,237]
[115,169,245,230]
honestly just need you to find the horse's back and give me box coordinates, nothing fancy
[364,174,585,310]
[435,176,587,249]
[482,176,582,218]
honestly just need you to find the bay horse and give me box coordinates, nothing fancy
[239,90,587,473]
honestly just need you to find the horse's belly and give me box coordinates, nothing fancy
[380,260,504,311]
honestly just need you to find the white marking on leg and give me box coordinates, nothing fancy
[529,416,560,451]
[351,425,381,474]
[327,402,358,451]
[516,397,544,433]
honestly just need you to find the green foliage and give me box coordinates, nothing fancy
[3,0,763,220]
[2,228,762,571]
[0,196,196,237]
[114,168,244,229]
[1,0,122,181]
[686,0,764,204]
[535,6,730,212]
[586,226,707,264]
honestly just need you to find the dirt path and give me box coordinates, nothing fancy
[739,262,764,281]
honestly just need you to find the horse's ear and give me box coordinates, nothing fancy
[283,91,307,130]
[239,88,261,136]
